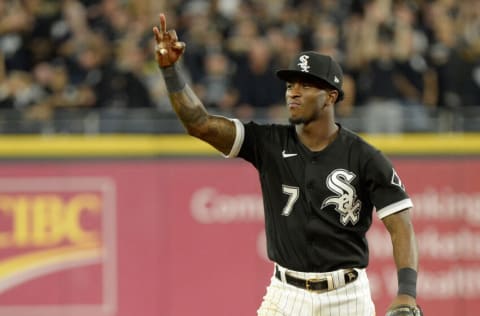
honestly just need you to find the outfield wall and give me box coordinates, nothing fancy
[0,134,479,316]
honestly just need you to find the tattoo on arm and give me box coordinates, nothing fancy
[169,85,236,155]
[172,88,208,126]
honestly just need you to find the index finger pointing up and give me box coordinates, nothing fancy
[159,13,167,33]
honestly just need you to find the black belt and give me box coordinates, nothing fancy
[275,267,358,292]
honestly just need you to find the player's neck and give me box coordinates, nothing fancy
[296,120,339,152]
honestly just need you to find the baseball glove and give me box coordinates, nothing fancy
[385,304,423,316]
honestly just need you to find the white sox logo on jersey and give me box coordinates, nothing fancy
[297,55,310,72]
[322,169,361,226]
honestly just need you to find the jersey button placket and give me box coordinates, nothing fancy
[306,182,314,192]
[305,159,316,197]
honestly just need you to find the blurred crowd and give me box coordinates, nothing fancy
[0,0,479,133]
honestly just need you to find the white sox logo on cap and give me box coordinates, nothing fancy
[276,51,345,101]
[297,55,310,72]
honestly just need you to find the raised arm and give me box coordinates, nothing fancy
[153,13,236,155]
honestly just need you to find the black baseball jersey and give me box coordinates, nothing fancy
[228,120,413,273]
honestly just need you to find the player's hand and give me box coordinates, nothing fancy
[153,13,186,68]
[385,304,423,316]
[386,295,418,315]
[389,294,416,307]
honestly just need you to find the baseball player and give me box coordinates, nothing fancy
[154,13,422,316]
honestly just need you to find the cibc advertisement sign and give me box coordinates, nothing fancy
[0,158,478,316]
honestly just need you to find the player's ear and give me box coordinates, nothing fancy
[328,90,339,105]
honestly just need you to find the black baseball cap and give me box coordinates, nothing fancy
[276,51,344,101]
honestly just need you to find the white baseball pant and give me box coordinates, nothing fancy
[257,264,375,316]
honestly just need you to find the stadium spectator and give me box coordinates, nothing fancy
[0,0,478,133]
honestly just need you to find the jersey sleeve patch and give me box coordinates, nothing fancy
[224,119,245,158]
[376,198,414,219]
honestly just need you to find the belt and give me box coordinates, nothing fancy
[275,267,358,292]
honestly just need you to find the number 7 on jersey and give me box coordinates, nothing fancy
[281,185,299,216]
